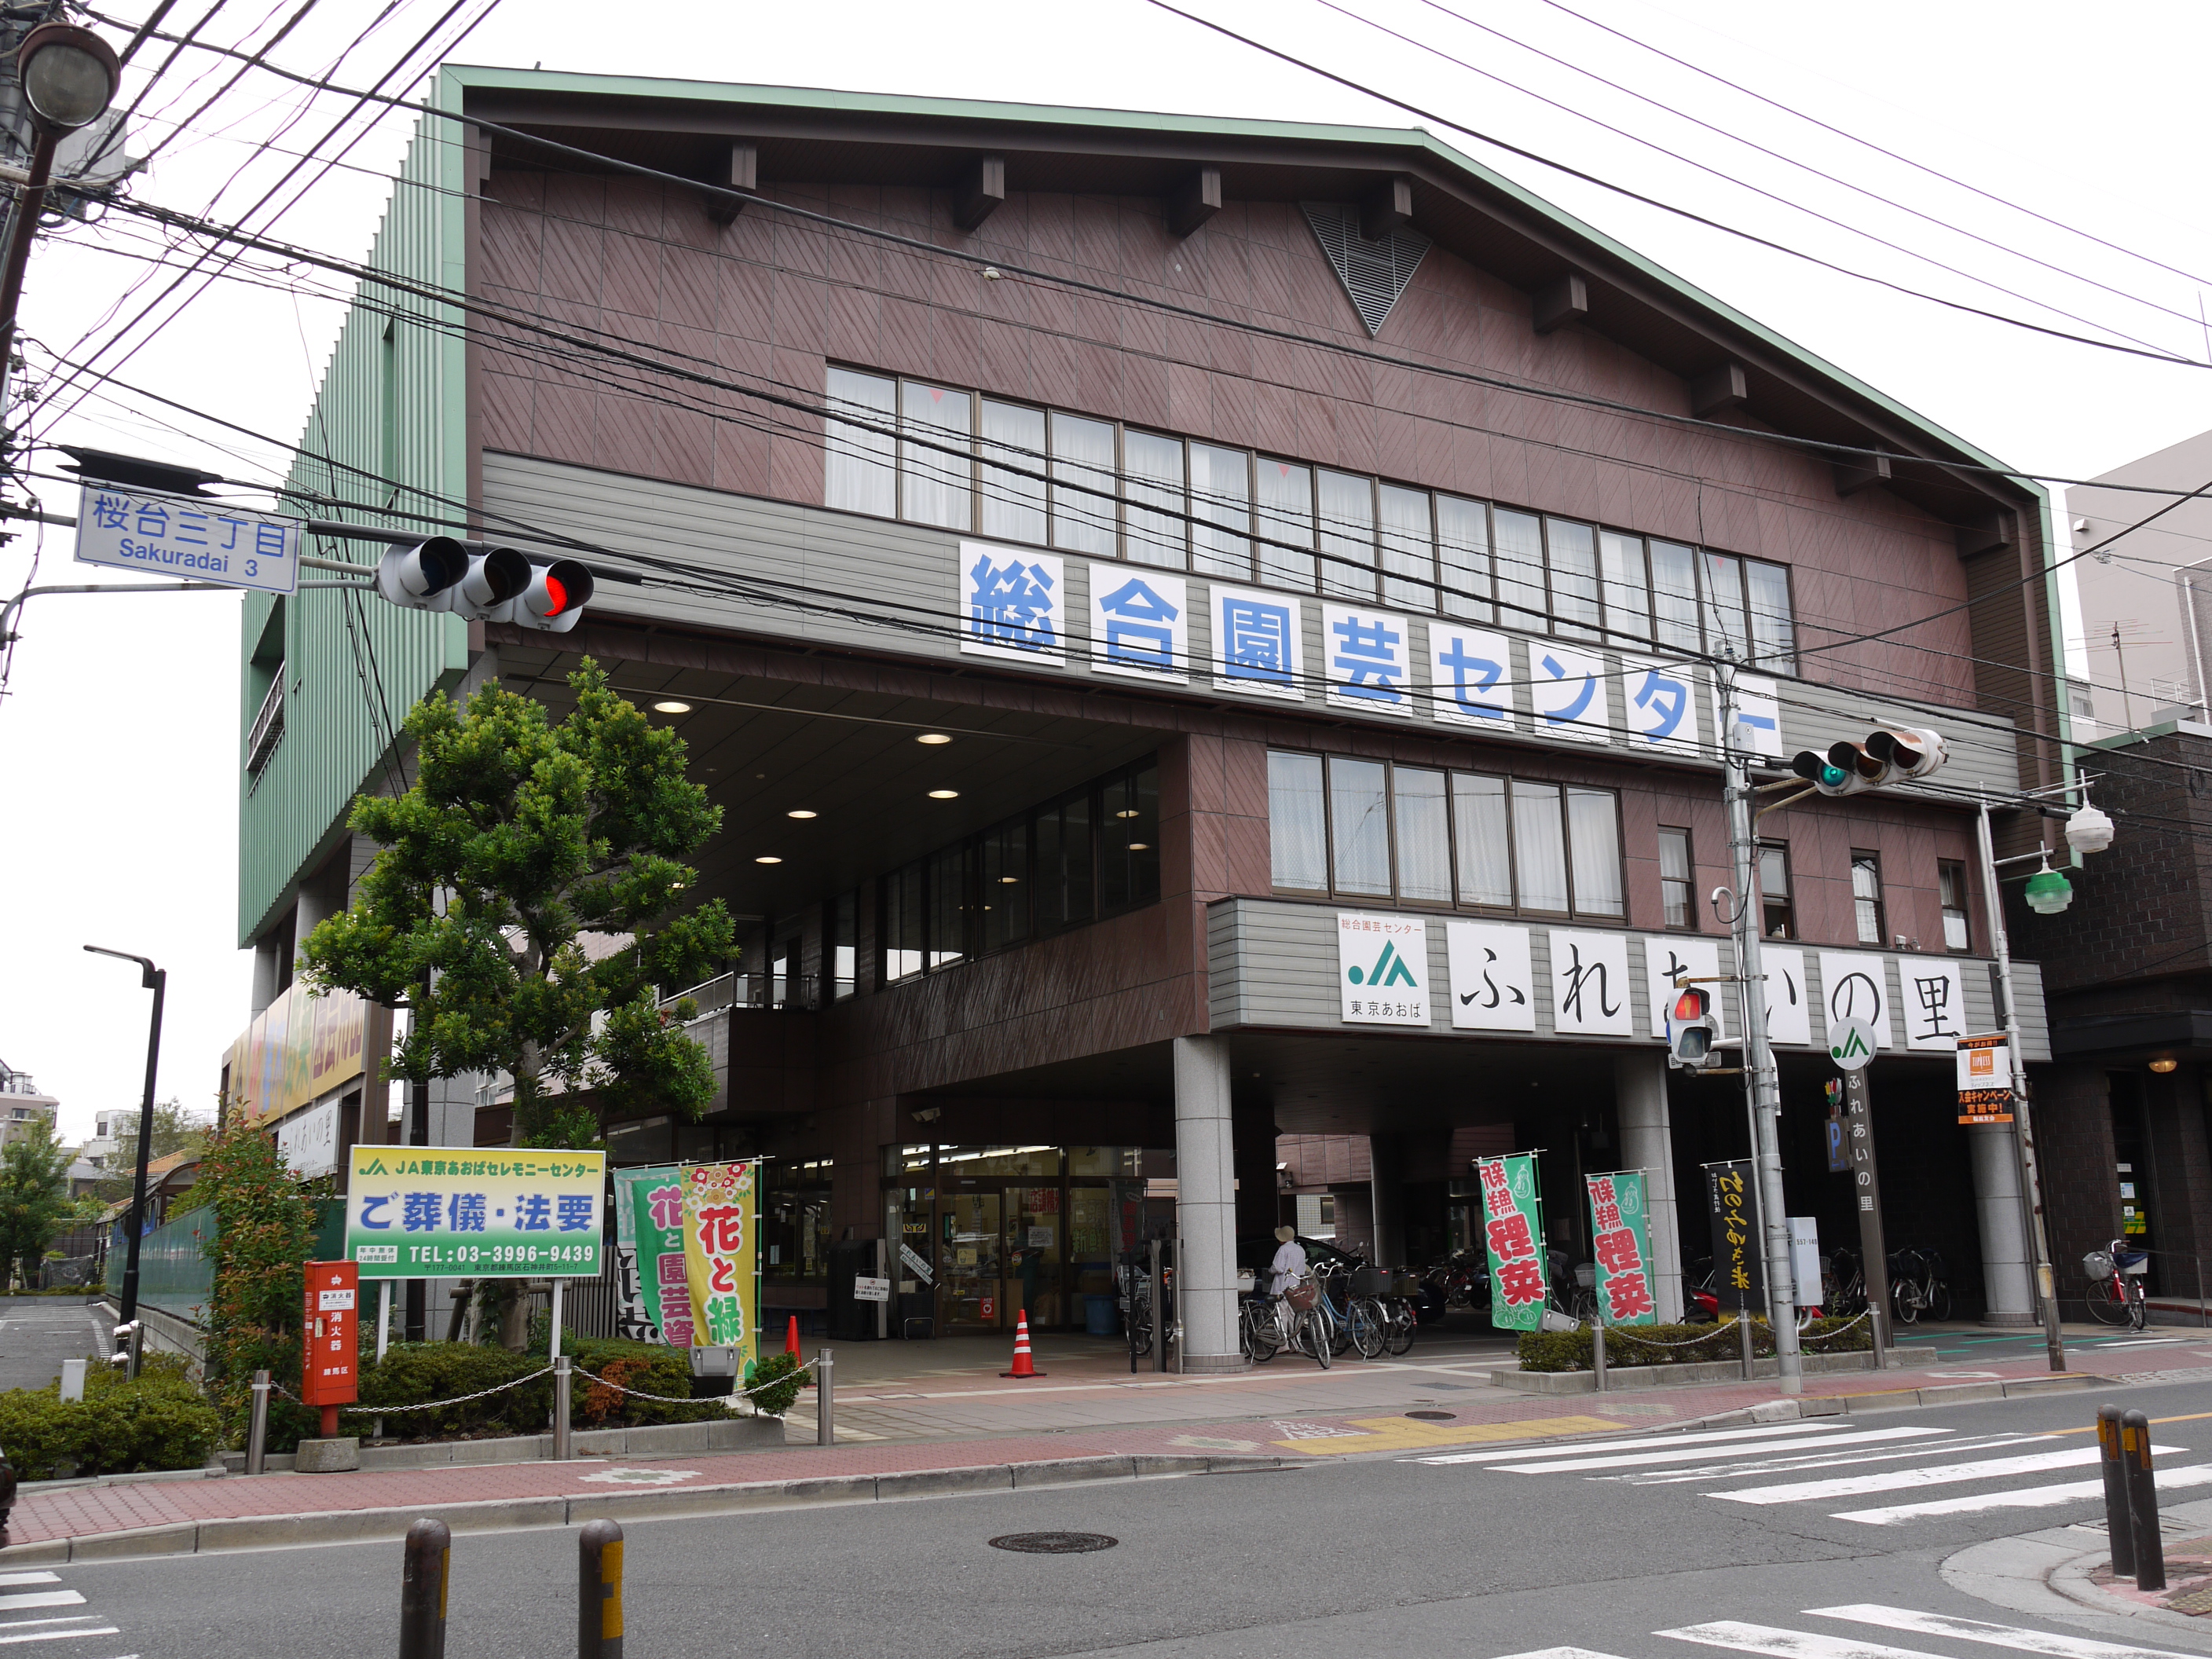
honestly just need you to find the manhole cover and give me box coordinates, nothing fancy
[989,1532,1118,1555]
[1405,1410,1456,1421]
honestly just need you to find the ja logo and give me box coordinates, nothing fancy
[1827,1017,1877,1071]
[1348,939,1419,988]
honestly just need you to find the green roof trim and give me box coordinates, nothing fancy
[438,64,2042,502]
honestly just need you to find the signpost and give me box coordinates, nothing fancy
[72,482,301,595]
[1828,1020,1892,1368]
[1476,1153,1548,1331]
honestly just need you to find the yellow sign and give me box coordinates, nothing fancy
[224,980,390,1129]
[680,1161,758,1366]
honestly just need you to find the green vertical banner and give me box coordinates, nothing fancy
[1477,1153,1547,1331]
[616,1164,688,1346]
[1584,1170,1657,1326]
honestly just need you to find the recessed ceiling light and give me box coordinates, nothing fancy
[653,700,691,714]
[916,733,952,745]
[998,875,1020,884]
[786,809,817,819]
[1115,809,1141,819]
[928,789,959,800]
[755,855,782,865]
[1129,842,1150,851]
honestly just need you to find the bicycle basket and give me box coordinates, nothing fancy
[1349,1267,1393,1298]
[1573,1262,1596,1288]
[2083,1250,2115,1282]
[1390,1269,1423,1298]
[1284,1280,1320,1313]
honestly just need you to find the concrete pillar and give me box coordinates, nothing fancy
[1614,1049,1684,1324]
[1368,1134,1405,1267]
[1172,1034,1243,1372]
[1970,1124,2035,1325]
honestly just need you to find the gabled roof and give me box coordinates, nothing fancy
[440,66,2043,531]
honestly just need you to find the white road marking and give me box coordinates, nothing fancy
[1412,1423,1851,1466]
[1833,1461,2212,1523]
[1489,1428,1949,1474]
[0,1628,120,1647]
[1491,1649,1635,1659]
[1660,1619,1950,1659]
[1624,1435,2047,1485]
[1713,1444,2181,1505]
[1811,1602,2208,1659]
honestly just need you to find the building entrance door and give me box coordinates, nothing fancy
[1006,1185,1063,1328]
[941,1191,1003,1329]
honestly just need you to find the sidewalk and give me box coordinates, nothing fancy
[5,1322,2204,1564]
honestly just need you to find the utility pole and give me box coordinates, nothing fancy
[1719,657,1801,1391]
[1977,798,2067,1372]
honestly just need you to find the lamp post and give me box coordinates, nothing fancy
[82,944,163,1348]
[0,24,118,398]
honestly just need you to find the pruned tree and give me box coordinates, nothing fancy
[301,661,734,1149]
[0,1124,79,1288]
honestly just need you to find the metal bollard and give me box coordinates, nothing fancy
[1591,1318,1606,1393]
[398,1516,451,1659]
[2122,1407,2166,1591]
[578,1517,624,1659]
[816,1349,834,1447]
[2097,1404,2133,1577]
[246,1370,271,1478]
[1737,1313,1754,1380]
[553,1356,573,1462]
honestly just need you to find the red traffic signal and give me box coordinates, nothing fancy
[1672,985,1710,1024]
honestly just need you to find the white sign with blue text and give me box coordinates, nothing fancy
[959,542,1065,664]
[1429,624,1518,729]
[1336,911,1429,1026]
[1211,584,1306,701]
[1712,672,1785,760]
[1321,604,1414,715]
[1530,643,1610,744]
[1620,654,1702,756]
[74,483,300,595]
[1088,566,1187,680]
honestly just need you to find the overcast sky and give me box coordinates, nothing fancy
[5,0,2209,1137]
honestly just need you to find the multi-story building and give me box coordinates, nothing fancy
[226,69,2073,1359]
[2067,427,2212,737]
[0,1060,59,1150]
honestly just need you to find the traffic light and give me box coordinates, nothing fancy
[374,540,592,630]
[1667,983,1719,1071]
[1790,726,1946,797]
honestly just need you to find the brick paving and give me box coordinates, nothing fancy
[7,1325,2203,1551]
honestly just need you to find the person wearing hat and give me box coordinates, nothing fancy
[1267,1225,1309,1298]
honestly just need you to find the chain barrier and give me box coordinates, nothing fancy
[1800,1308,1873,1343]
[1592,1316,1747,1352]
[573,1364,810,1408]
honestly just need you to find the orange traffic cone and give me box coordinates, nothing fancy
[784,1315,800,1357]
[1001,1310,1046,1379]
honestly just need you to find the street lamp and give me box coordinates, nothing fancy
[0,24,118,374]
[82,943,163,1375]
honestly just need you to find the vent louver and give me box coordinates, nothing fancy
[1302,202,1431,336]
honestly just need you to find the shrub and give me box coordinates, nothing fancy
[742,1350,809,1417]
[568,1339,719,1428]
[357,1338,719,1441]
[195,1118,329,1452]
[0,1355,223,1480]
[1516,1316,1872,1373]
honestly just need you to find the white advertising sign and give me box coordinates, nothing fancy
[958,542,1065,663]
[1530,643,1610,744]
[1761,946,1811,1047]
[1712,672,1785,760]
[1897,955,1968,1052]
[1320,604,1415,715]
[1210,584,1306,700]
[1336,912,1430,1026]
[1816,952,1895,1049]
[1430,625,1518,729]
[1088,566,1187,680]
[853,1276,892,1304]
[1446,921,1536,1031]
[1548,929,1635,1036]
[276,1097,341,1179]
[75,482,300,595]
[1620,656,1702,756]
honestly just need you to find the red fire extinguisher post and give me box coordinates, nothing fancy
[301,1262,360,1440]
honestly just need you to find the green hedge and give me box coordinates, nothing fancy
[357,1339,724,1441]
[0,1353,223,1480]
[1517,1317,1873,1373]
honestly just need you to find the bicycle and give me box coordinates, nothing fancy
[1239,1282,1281,1363]
[1343,1265,1400,1361]
[1887,1247,1953,1324]
[1310,1261,1357,1359]
[1825,1247,1867,1320]
[2086,1240,2149,1331]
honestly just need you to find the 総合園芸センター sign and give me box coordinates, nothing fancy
[73,482,302,595]
[345,1147,606,1278]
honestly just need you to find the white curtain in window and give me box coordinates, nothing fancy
[900,381,972,531]
[1379,484,1434,612]
[980,400,1047,544]
[1328,756,1392,895]
[1190,443,1251,579]
[1511,781,1569,912]
[1547,518,1601,641]
[1745,559,1794,667]
[1268,752,1328,890]
[1317,470,1376,600]
[1451,773,1513,906]
[1122,430,1187,568]
[1599,531,1650,644]
[1050,413,1117,557]
[1566,789,1623,917]
[1650,540,1701,652]
[1437,495,1492,622]
[1256,459,1317,590]
[825,368,895,517]
[1701,551,1749,657]
[1393,766,1451,903]
[1492,509,1545,635]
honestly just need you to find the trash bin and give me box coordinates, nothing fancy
[1084,1294,1119,1337]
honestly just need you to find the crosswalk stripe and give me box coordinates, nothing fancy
[1659,1618,1948,1659]
[1628,1435,2048,1485]
[1489,1428,1949,1475]
[1711,1444,2183,1505]
[0,1600,82,1616]
[1489,1649,1635,1659]
[1833,1461,2212,1523]
[1811,1602,2207,1659]
[1412,1423,1854,1467]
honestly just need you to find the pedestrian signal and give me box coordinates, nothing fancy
[1667,983,1719,1071]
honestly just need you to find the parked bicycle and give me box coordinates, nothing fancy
[1887,1247,1952,1324]
[2086,1239,2150,1331]
[1121,1251,1175,1370]
[1825,1247,1868,1320]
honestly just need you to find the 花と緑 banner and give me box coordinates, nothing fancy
[680,1161,758,1365]
[1584,1170,1657,1326]
[346,1147,605,1279]
[613,1164,687,1344]
[1477,1153,1547,1331]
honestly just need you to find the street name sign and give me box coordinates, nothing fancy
[72,482,302,595]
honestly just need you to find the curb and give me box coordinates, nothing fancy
[1672,1371,2100,1431]
[0,1452,1278,1565]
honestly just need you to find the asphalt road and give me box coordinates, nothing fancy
[0,1296,109,1393]
[42,1371,2212,1659]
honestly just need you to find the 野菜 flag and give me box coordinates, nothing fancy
[1477,1153,1547,1331]
[1584,1170,1657,1326]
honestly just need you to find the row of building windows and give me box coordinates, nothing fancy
[878,760,1162,982]
[824,368,1796,661]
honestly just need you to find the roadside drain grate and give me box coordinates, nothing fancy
[990,1533,1119,1555]
[1405,1410,1456,1420]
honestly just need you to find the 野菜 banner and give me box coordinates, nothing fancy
[1584,1170,1657,1326]
[681,1160,758,1367]
[1477,1152,1547,1331]
[345,1147,605,1278]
